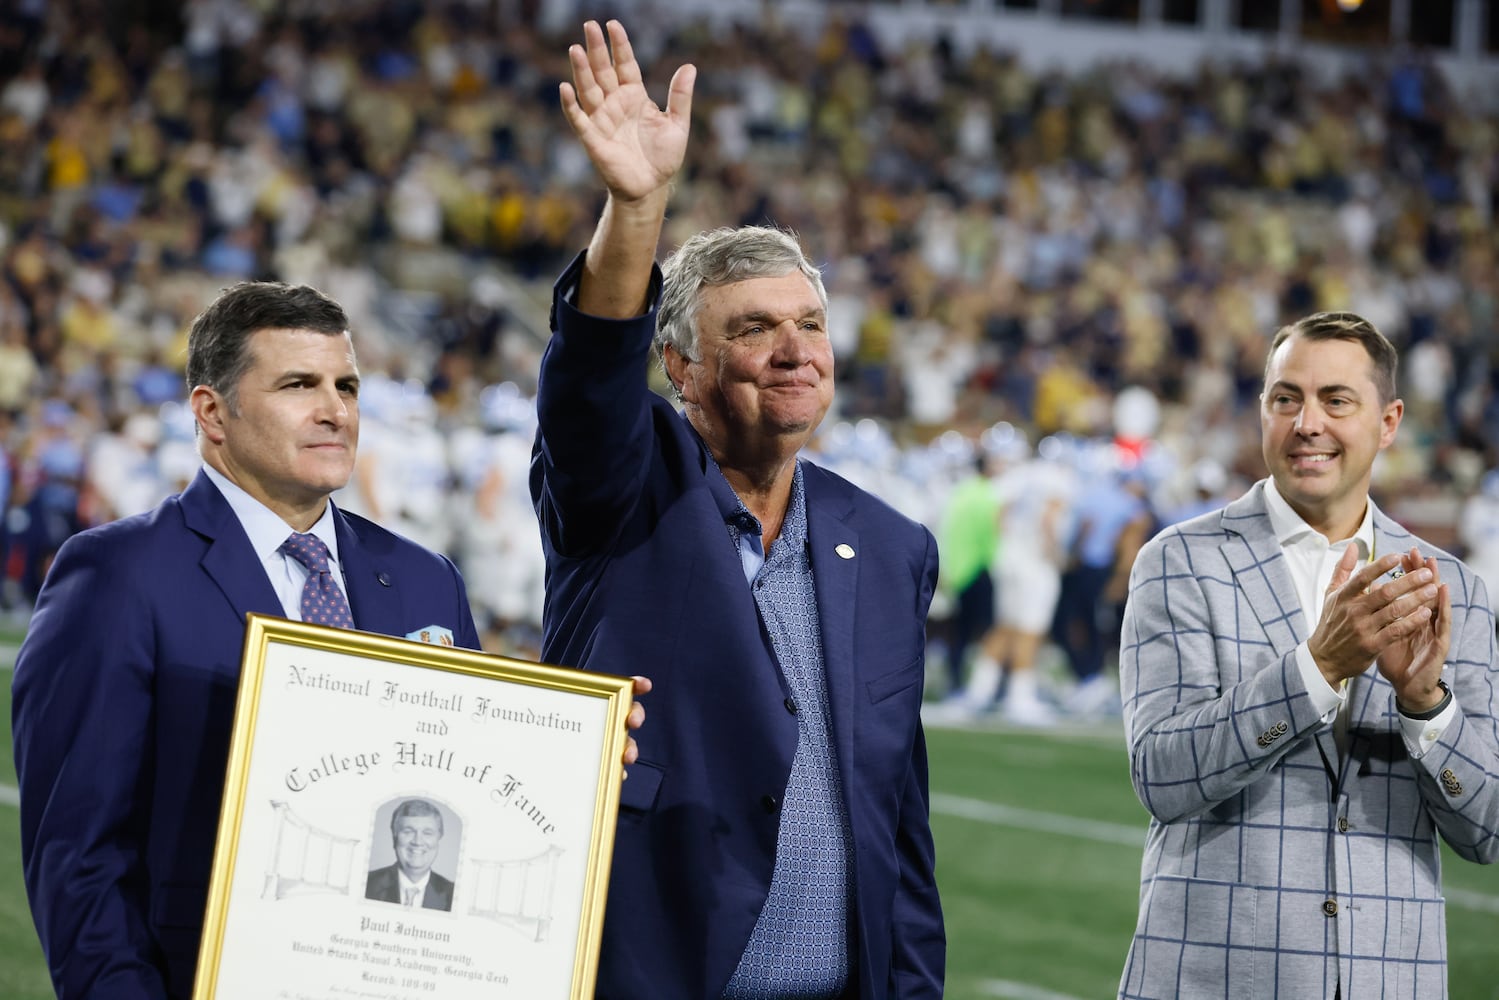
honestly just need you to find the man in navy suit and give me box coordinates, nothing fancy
[12,280,644,999]
[365,799,456,911]
[532,21,943,999]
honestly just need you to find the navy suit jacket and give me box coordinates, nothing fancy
[530,256,944,999]
[12,470,481,999]
[364,864,456,912]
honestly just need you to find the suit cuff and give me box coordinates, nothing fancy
[1295,641,1345,722]
[552,250,663,316]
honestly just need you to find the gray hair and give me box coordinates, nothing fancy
[656,226,828,388]
[390,798,444,838]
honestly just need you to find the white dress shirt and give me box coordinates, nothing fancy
[201,464,350,620]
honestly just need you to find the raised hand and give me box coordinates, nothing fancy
[559,20,695,203]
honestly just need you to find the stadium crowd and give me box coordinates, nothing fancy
[2,0,1498,719]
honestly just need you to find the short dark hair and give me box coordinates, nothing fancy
[186,281,349,412]
[1264,311,1398,406]
[390,799,443,838]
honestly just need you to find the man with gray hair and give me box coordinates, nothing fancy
[531,20,943,1000]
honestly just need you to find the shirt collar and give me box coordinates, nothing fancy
[396,868,431,893]
[201,464,343,566]
[706,453,807,542]
[1263,477,1375,558]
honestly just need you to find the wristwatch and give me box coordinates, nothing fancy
[1398,679,1452,720]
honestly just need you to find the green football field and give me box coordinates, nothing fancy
[2,628,1498,999]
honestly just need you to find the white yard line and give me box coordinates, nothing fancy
[931,792,1146,848]
[1448,888,1499,915]
[978,979,1091,1000]
[931,792,1499,916]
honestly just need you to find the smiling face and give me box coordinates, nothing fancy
[192,327,360,531]
[664,270,834,466]
[1260,332,1402,540]
[392,810,442,881]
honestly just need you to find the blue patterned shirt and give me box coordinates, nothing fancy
[719,460,853,1000]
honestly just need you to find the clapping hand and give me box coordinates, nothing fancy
[1373,548,1450,713]
[1308,547,1442,693]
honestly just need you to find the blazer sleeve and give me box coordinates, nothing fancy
[12,531,166,999]
[532,253,664,558]
[890,530,945,998]
[1119,528,1331,824]
[1406,563,1499,864]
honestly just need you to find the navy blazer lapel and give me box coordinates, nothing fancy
[804,470,859,796]
[334,505,400,633]
[180,470,283,624]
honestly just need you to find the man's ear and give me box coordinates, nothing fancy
[662,343,693,403]
[190,384,229,445]
[1379,397,1404,449]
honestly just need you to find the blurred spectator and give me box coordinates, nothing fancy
[963,426,1075,726]
[1052,457,1153,716]
[1459,470,1499,618]
[934,438,999,700]
[0,0,1493,675]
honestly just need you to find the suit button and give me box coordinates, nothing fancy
[1322,899,1338,917]
[1337,817,1350,833]
[761,794,779,813]
[784,698,798,715]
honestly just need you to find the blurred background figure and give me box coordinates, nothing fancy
[0,0,1491,679]
[934,431,999,703]
[1459,470,1499,619]
[450,381,544,656]
[1051,450,1154,719]
[964,424,1071,726]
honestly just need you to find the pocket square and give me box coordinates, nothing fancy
[406,625,455,646]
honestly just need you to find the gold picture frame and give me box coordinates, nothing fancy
[193,613,634,999]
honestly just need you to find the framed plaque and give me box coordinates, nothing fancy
[193,614,634,999]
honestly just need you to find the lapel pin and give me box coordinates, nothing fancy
[835,543,855,560]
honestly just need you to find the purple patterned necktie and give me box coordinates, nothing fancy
[280,532,355,629]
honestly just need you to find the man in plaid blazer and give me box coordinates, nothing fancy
[1118,312,1499,999]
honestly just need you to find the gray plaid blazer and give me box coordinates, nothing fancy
[1117,482,1499,1000]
